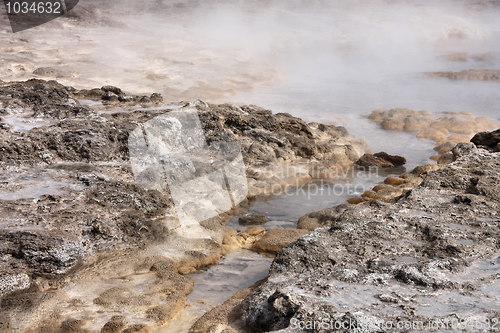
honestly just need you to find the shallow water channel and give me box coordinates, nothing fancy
[157,166,400,332]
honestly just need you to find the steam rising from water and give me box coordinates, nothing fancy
[1,0,499,157]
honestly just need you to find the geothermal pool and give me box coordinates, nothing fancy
[1,1,499,332]
[1,1,499,160]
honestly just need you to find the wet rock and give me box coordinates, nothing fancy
[223,227,267,253]
[384,176,406,186]
[471,128,500,152]
[366,108,432,131]
[410,164,440,177]
[297,215,321,231]
[371,185,405,201]
[437,151,454,165]
[347,162,443,205]
[77,88,105,100]
[242,289,300,331]
[356,154,393,168]
[373,152,406,166]
[346,197,365,205]
[118,95,135,103]
[244,226,266,236]
[195,103,366,196]
[434,141,456,154]
[101,85,124,96]
[189,288,252,333]
[102,91,119,102]
[238,214,268,226]
[356,152,406,168]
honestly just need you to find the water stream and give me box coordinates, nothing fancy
[157,250,273,332]
[156,166,401,332]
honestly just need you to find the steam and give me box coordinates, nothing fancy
[1,0,499,118]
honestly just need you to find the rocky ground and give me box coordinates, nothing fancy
[0,79,366,332]
[2,79,498,333]
[198,131,499,332]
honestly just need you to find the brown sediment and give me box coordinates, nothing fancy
[329,141,485,208]
[439,52,495,63]
[221,226,266,254]
[342,164,440,206]
[366,108,500,158]
[297,215,323,231]
[426,69,500,81]
[251,228,309,255]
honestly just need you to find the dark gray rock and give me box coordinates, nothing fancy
[471,128,500,151]
[356,151,406,168]
[102,91,119,102]
[373,152,406,166]
[242,289,300,331]
[150,93,163,103]
[1,231,84,275]
[451,142,477,159]
[101,85,124,96]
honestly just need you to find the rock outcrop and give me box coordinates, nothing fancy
[471,128,500,152]
[241,142,499,332]
[356,152,406,168]
[0,79,366,332]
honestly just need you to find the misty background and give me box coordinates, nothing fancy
[1,0,499,164]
